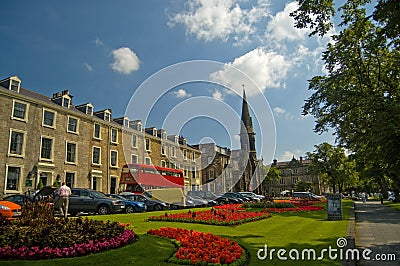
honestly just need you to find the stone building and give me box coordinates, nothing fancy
[193,143,231,193]
[0,75,201,196]
[268,156,322,195]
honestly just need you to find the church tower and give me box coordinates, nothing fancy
[234,87,258,191]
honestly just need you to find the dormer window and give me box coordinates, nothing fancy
[10,79,20,92]
[104,111,111,122]
[86,106,93,116]
[0,76,21,93]
[75,103,93,116]
[123,118,129,127]
[62,97,70,108]
[129,120,142,131]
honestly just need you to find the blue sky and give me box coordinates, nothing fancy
[0,0,336,163]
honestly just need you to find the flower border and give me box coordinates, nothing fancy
[0,229,136,260]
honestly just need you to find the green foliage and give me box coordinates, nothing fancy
[0,203,125,249]
[295,180,313,192]
[307,143,358,192]
[292,0,400,192]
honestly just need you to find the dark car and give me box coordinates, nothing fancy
[219,193,244,204]
[68,188,125,215]
[3,194,31,206]
[186,195,215,207]
[107,194,146,213]
[119,192,168,211]
[226,192,252,202]
[3,186,58,206]
[187,190,229,205]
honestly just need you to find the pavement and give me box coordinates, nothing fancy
[354,200,400,265]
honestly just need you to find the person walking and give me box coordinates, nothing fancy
[379,192,384,204]
[58,182,71,218]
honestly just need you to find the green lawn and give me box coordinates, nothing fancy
[385,201,400,212]
[1,200,353,266]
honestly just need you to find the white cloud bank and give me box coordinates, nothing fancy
[169,0,270,46]
[110,47,141,75]
[210,47,292,96]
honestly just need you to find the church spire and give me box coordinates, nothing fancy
[240,85,255,152]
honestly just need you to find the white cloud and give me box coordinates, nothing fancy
[273,107,286,114]
[95,37,104,46]
[174,89,192,98]
[84,63,93,71]
[169,0,270,46]
[212,89,224,101]
[210,48,293,96]
[110,47,141,75]
[273,106,294,120]
[265,2,310,44]
[277,150,303,161]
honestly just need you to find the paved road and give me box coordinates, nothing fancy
[355,201,400,265]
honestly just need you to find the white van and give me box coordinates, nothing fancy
[146,188,186,209]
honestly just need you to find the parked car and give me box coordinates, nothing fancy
[239,192,265,202]
[218,193,243,204]
[119,192,168,211]
[187,190,229,205]
[388,191,399,202]
[186,195,208,207]
[188,195,217,207]
[3,194,31,206]
[0,200,22,219]
[107,194,146,213]
[68,188,125,216]
[292,192,322,200]
[223,192,252,203]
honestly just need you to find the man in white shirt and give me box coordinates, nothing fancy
[58,182,71,218]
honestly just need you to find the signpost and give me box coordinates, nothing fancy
[326,193,342,220]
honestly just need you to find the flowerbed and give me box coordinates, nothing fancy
[0,203,137,260]
[147,227,246,265]
[148,208,271,226]
[217,202,324,213]
[265,205,324,213]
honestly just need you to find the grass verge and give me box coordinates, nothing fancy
[384,201,400,212]
[1,200,352,266]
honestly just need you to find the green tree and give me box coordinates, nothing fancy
[307,143,357,193]
[261,166,281,196]
[295,180,313,192]
[291,0,400,197]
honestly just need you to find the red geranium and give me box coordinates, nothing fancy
[148,227,245,265]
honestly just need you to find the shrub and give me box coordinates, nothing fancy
[0,202,136,260]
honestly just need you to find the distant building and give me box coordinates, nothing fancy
[193,143,231,193]
[268,156,323,195]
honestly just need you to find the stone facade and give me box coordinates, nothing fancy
[0,76,201,196]
[267,156,322,195]
[193,143,232,193]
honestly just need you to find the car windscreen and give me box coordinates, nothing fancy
[91,191,107,198]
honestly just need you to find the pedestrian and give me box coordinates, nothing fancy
[379,193,384,204]
[58,182,71,218]
[361,192,366,203]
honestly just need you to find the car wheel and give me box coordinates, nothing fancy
[97,205,110,215]
[126,206,135,213]
[153,204,162,211]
